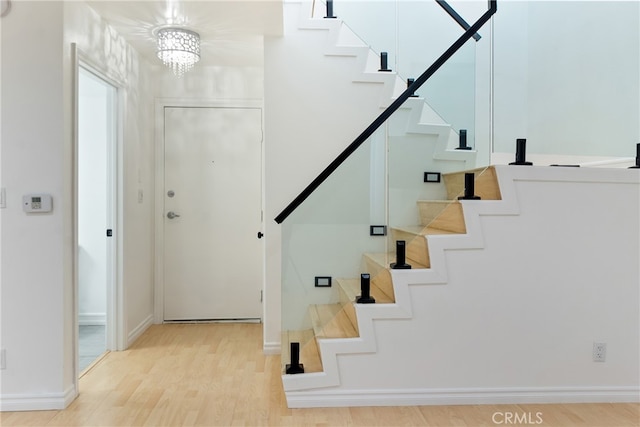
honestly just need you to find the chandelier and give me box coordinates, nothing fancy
[156,28,201,77]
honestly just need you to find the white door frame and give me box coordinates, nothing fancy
[153,98,265,323]
[72,44,126,384]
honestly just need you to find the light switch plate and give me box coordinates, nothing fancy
[370,225,387,236]
[315,276,332,287]
[424,172,441,183]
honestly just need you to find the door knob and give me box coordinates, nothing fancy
[257,231,264,239]
[167,211,181,219]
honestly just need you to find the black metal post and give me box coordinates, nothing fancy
[630,143,640,169]
[391,240,412,269]
[407,78,418,97]
[357,273,376,304]
[325,0,336,18]
[456,129,472,150]
[286,342,305,374]
[458,172,481,200]
[509,138,533,165]
[379,52,391,72]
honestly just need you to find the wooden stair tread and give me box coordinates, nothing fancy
[415,199,453,204]
[282,329,323,374]
[392,225,459,237]
[442,166,488,177]
[363,252,428,270]
[416,199,460,205]
[392,225,428,235]
[424,227,458,236]
[336,278,394,304]
[442,166,501,200]
[309,304,358,339]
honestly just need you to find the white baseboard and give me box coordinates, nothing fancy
[0,385,77,412]
[127,314,154,348]
[78,313,106,326]
[263,341,281,355]
[285,386,640,408]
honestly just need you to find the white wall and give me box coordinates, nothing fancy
[0,2,71,409]
[0,1,155,410]
[492,0,640,158]
[153,64,264,100]
[343,167,640,397]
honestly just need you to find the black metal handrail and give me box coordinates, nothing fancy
[436,0,482,41]
[275,0,497,224]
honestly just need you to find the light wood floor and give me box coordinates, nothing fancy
[2,324,638,426]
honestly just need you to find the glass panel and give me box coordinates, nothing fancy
[397,1,478,148]
[492,1,639,161]
[387,37,480,238]
[336,1,399,70]
[281,129,387,373]
[335,0,482,151]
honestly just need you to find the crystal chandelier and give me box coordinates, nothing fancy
[156,28,201,77]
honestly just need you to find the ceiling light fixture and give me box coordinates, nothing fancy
[156,27,201,77]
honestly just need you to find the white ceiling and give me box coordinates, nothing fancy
[85,1,283,67]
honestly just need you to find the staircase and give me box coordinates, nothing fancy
[277,1,639,409]
[282,166,501,380]
[276,0,485,348]
[281,165,640,408]
[279,0,493,400]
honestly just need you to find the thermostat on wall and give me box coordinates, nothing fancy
[23,194,53,213]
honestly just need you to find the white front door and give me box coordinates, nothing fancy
[163,106,263,321]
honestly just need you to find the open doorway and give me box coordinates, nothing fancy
[77,66,117,373]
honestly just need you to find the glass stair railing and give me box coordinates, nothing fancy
[281,126,388,373]
[281,165,501,374]
[281,0,497,375]
[317,0,488,150]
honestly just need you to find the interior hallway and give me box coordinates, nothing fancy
[1,323,638,426]
[79,325,106,373]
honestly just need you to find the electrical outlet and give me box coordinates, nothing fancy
[1,349,6,369]
[593,342,607,362]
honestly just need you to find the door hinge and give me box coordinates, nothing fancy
[260,290,263,302]
[106,229,113,237]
